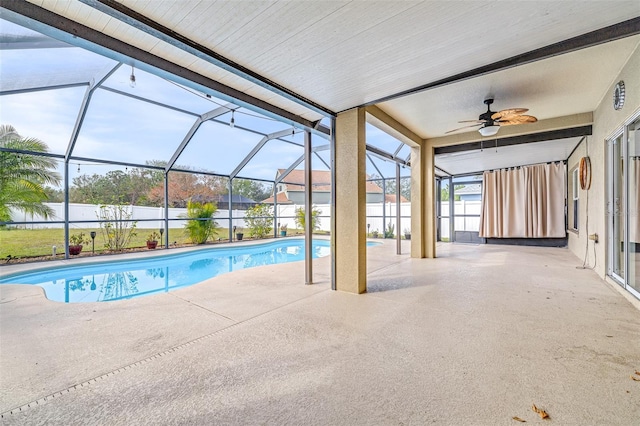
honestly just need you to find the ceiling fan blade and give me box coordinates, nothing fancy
[491,108,528,120]
[497,115,538,125]
[458,119,487,124]
[445,123,483,134]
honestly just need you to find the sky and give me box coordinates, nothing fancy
[0,18,411,188]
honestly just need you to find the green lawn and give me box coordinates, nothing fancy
[0,227,312,260]
[0,227,228,259]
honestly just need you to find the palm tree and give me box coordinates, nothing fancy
[0,125,61,222]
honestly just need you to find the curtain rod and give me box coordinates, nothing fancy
[487,160,566,173]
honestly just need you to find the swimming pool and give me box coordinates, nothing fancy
[0,239,379,303]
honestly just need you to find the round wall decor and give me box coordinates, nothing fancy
[579,156,591,190]
[613,80,625,110]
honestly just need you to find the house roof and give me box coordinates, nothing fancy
[384,194,409,203]
[262,192,293,204]
[455,184,482,195]
[278,169,383,193]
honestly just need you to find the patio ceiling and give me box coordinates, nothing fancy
[4,1,640,174]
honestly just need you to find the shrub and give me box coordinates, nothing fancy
[182,201,218,244]
[98,205,137,251]
[384,223,395,238]
[294,206,321,232]
[245,204,273,239]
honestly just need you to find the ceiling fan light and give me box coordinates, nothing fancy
[479,125,500,137]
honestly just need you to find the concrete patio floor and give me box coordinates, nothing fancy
[1,241,639,425]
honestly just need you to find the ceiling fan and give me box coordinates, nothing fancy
[446,98,537,137]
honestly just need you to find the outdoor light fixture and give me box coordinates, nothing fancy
[90,231,96,254]
[230,110,235,128]
[478,125,500,137]
[129,65,136,88]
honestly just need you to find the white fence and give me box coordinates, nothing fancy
[10,201,479,238]
[10,202,411,233]
[440,200,482,239]
[275,202,412,234]
[9,203,243,230]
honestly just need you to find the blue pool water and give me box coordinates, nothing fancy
[0,239,379,303]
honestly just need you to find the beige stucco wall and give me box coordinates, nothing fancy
[568,42,640,279]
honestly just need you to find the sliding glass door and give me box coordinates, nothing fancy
[607,117,640,298]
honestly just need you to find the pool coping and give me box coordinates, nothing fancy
[0,236,314,278]
[0,235,384,279]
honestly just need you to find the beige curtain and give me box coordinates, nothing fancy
[480,162,565,238]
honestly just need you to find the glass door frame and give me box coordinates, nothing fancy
[625,115,640,299]
[607,130,626,285]
[606,110,640,300]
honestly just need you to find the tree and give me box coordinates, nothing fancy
[0,125,61,222]
[71,167,163,206]
[385,177,411,201]
[43,187,64,203]
[440,184,463,201]
[71,173,116,204]
[231,178,271,202]
[68,161,227,208]
[148,169,226,207]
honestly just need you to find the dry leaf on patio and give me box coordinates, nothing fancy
[631,375,640,381]
[512,416,526,422]
[532,404,549,419]
[635,370,640,376]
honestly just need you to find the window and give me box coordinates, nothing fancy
[571,167,579,231]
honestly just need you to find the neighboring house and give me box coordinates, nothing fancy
[455,184,482,201]
[263,169,384,204]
